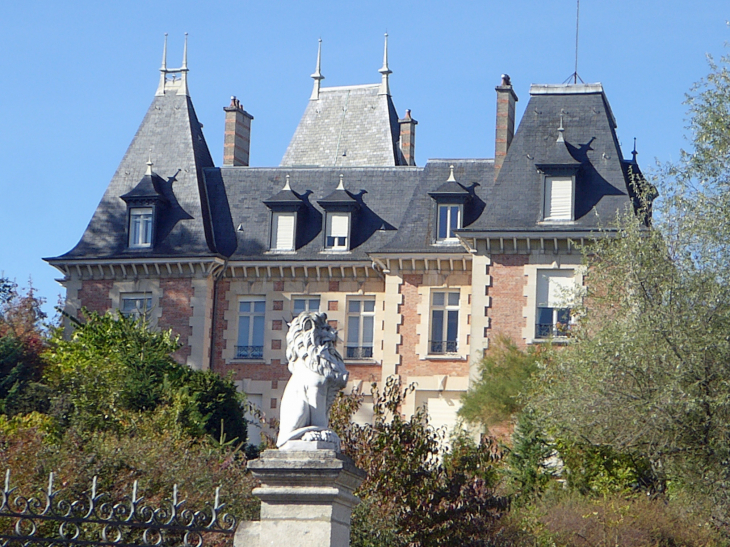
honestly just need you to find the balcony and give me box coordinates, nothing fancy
[345,346,373,360]
[235,345,264,359]
[429,340,458,354]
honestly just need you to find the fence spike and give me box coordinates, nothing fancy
[48,472,54,496]
[4,469,9,492]
[92,476,97,499]
[132,480,138,503]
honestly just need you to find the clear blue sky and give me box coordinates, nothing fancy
[1,0,728,317]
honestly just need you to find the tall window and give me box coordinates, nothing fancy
[437,204,461,241]
[293,297,320,316]
[430,291,459,354]
[121,293,152,320]
[237,299,265,359]
[271,212,296,251]
[543,176,573,221]
[326,213,350,250]
[536,270,575,338]
[129,207,153,248]
[346,299,375,359]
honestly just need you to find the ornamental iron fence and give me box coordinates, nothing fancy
[0,470,237,547]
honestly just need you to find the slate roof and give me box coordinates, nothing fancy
[281,84,405,167]
[48,86,218,262]
[48,78,642,266]
[463,83,633,233]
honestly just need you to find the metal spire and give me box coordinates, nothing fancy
[157,34,168,95]
[146,150,153,176]
[310,39,324,100]
[447,165,456,182]
[179,33,189,96]
[156,34,190,97]
[632,137,638,163]
[337,174,345,190]
[378,33,392,96]
[283,174,292,191]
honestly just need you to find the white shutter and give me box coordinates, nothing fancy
[329,213,349,237]
[545,177,573,220]
[427,394,462,436]
[537,270,576,307]
[274,213,295,250]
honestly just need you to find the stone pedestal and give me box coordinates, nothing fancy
[235,449,366,547]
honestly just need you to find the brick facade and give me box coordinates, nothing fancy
[158,278,194,364]
[487,254,528,348]
[78,280,113,316]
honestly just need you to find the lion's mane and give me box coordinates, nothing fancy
[285,312,347,385]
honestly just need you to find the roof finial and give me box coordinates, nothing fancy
[178,33,189,96]
[337,174,345,190]
[447,165,456,182]
[632,137,638,163]
[557,114,565,143]
[378,33,392,96]
[182,33,188,69]
[310,39,324,101]
[283,174,292,191]
[157,34,168,95]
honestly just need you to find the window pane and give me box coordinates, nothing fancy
[347,316,360,345]
[293,300,306,315]
[449,206,459,236]
[447,310,459,341]
[362,316,374,345]
[448,292,459,306]
[239,301,250,313]
[349,300,360,313]
[537,307,553,324]
[252,316,265,346]
[238,316,250,345]
[363,300,375,313]
[432,292,444,306]
[431,310,444,341]
[254,301,266,313]
[438,206,448,239]
[309,299,320,311]
[557,308,571,324]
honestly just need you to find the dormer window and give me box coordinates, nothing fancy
[325,213,350,250]
[318,175,359,252]
[129,207,154,248]
[264,175,304,252]
[543,176,574,221]
[271,212,296,251]
[429,165,471,244]
[121,160,168,251]
[437,204,461,241]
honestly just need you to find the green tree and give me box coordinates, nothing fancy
[527,51,730,527]
[44,310,247,444]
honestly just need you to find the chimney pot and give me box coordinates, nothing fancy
[223,97,254,166]
[494,75,518,180]
[398,110,418,166]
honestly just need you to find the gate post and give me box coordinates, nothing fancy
[235,448,365,547]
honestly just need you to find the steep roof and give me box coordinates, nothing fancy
[463,83,633,233]
[281,84,405,167]
[48,84,218,262]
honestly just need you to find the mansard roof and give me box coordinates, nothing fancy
[281,84,406,167]
[48,84,218,262]
[462,83,634,233]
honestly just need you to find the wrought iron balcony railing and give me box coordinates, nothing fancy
[235,345,264,359]
[429,340,458,354]
[535,323,571,339]
[345,346,373,359]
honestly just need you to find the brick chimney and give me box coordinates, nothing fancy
[223,96,254,167]
[398,109,418,166]
[494,74,518,179]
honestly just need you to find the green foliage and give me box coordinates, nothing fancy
[459,336,549,428]
[331,377,508,547]
[505,409,555,499]
[43,310,246,444]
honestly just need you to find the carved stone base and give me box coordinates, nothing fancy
[235,450,366,547]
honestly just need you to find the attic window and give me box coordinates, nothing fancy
[325,213,350,250]
[437,204,461,241]
[129,207,153,248]
[543,176,574,221]
[271,212,296,251]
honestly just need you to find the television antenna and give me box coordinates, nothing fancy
[564,0,584,84]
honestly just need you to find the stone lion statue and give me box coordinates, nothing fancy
[276,311,349,450]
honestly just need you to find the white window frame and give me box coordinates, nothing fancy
[345,298,376,360]
[129,207,154,248]
[535,270,577,339]
[543,176,575,222]
[429,291,460,354]
[120,293,152,320]
[437,203,462,241]
[292,296,320,316]
[236,298,266,360]
[271,212,296,251]
[325,212,350,250]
